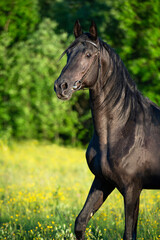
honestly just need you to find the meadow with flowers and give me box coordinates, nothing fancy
[0,140,159,240]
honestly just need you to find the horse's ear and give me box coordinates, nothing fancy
[89,20,97,40]
[74,20,83,38]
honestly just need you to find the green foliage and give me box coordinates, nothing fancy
[0,0,160,145]
[116,0,160,104]
[39,0,111,35]
[0,19,80,144]
[0,0,40,43]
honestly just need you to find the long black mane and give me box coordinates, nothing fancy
[98,38,151,120]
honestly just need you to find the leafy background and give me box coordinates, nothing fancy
[0,0,160,146]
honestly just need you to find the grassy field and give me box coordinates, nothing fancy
[0,140,159,240]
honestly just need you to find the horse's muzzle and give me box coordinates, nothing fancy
[54,80,71,100]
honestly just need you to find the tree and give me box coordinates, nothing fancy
[112,0,160,104]
[0,0,160,145]
[0,0,40,43]
[0,19,80,143]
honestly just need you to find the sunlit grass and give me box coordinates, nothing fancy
[0,140,159,239]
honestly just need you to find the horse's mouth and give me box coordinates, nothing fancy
[56,92,72,101]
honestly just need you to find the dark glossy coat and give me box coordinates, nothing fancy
[54,20,160,240]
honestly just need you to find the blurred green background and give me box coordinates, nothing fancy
[0,0,160,146]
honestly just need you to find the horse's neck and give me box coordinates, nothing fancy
[89,46,136,143]
[89,88,108,145]
[89,84,131,147]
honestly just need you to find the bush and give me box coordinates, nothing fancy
[0,19,82,144]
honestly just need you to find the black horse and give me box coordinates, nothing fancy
[54,20,160,240]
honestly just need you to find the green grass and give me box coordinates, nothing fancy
[0,140,159,239]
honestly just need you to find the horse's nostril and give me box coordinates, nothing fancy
[60,82,68,91]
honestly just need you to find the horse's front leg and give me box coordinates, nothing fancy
[75,177,115,240]
[123,185,141,240]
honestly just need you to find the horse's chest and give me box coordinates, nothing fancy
[86,143,112,178]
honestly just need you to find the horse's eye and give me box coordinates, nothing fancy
[86,52,91,58]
